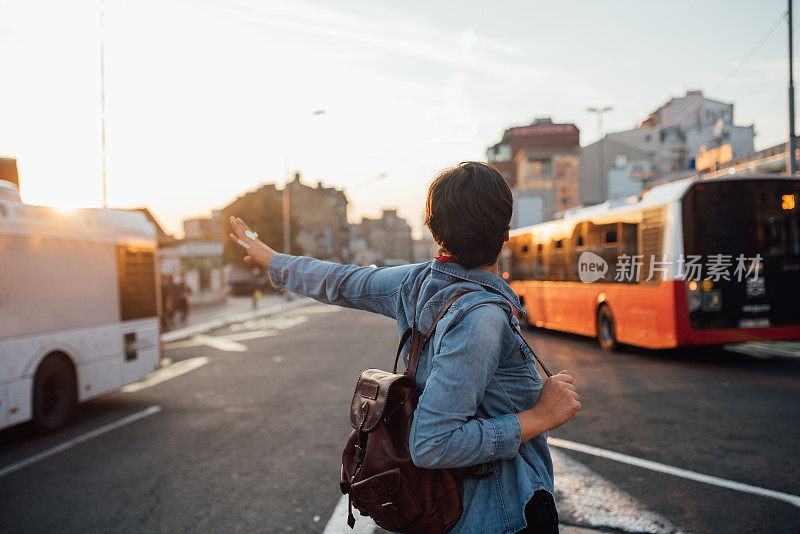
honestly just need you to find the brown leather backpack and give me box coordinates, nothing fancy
[339,277,475,533]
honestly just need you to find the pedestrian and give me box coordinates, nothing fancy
[249,267,262,309]
[228,161,581,534]
[176,273,192,323]
[160,274,174,331]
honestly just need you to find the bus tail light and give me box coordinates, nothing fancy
[685,280,701,312]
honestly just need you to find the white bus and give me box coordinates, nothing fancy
[0,180,162,432]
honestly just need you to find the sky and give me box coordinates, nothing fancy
[0,0,794,238]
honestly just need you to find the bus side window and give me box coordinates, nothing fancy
[588,223,619,281]
[534,242,544,280]
[569,223,586,281]
[548,239,567,281]
[621,223,638,257]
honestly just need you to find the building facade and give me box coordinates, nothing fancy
[284,173,350,260]
[159,241,227,306]
[219,172,350,261]
[353,209,413,265]
[487,118,581,227]
[580,90,756,205]
[183,210,225,241]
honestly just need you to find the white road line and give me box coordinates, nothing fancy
[552,449,680,533]
[322,494,377,534]
[121,357,209,393]
[548,437,800,508]
[0,405,162,479]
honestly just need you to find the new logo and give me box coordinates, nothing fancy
[578,251,608,283]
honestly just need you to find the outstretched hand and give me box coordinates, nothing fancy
[228,216,278,270]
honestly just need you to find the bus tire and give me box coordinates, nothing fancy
[596,305,618,352]
[32,355,76,434]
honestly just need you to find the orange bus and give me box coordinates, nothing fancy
[501,174,800,350]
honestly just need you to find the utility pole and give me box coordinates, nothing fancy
[282,177,292,254]
[789,0,797,175]
[587,106,613,202]
[100,0,108,207]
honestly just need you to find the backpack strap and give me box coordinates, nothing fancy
[514,323,553,377]
[393,267,430,374]
[404,290,473,380]
[394,268,554,379]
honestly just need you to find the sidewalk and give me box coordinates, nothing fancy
[161,293,314,343]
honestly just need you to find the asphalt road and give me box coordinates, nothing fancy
[0,303,798,533]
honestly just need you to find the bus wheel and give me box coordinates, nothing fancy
[597,305,618,352]
[32,355,76,434]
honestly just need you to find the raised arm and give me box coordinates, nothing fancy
[228,216,413,318]
[268,254,414,318]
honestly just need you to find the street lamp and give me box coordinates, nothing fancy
[100,0,108,208]
[587,106,614,202]
[788,0,797,175]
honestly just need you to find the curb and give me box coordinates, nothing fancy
[161,296,315,343]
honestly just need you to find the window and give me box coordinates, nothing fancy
[117,246,157,321]
[526,158,552,176]
[604,228,618,244]
[489,144,512,163]
[614,154,628,169]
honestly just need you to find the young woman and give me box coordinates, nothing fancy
[228,161,581,534]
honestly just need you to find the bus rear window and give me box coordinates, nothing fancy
[117,246,158,321]
[683,179,800,259]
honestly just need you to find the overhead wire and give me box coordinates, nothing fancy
[712,9,787,92]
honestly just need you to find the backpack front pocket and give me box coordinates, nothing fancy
[350,468,423,528]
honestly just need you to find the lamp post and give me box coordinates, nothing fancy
[282,109,327,255]
[587,106,614,202]
[100,0,108,207]
[789,0,797,175]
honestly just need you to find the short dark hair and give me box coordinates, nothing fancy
[425,162,512,269]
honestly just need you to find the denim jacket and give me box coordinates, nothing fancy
[268,254,554,534]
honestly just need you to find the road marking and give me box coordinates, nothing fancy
[229,315,308,332]
[552,449,680,533]
[322,494,376,534]
[724,341,800,359]
[224,330,279,342]
[548,437,800,508]
[0,405,162,480]
[164,330,278,352]
[121,357,209,393]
